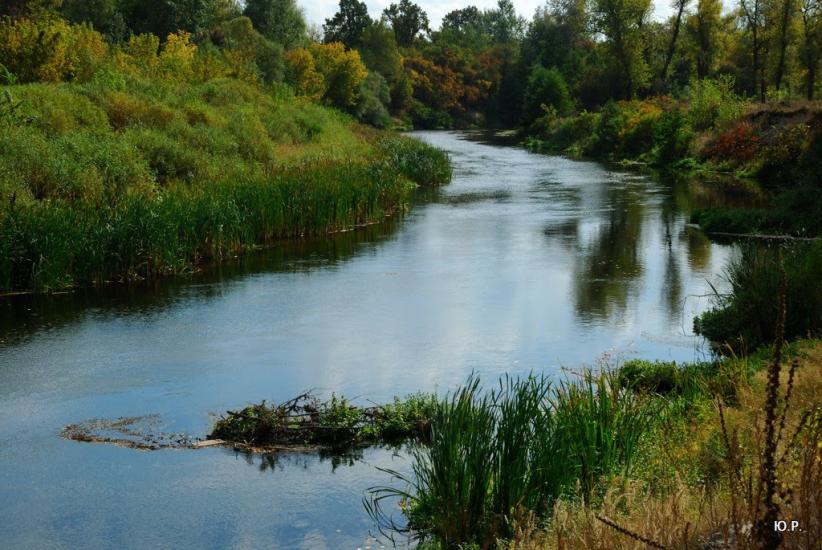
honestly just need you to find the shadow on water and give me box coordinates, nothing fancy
[0,217,403,347]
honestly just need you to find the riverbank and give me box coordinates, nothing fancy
[354,338,820,549]
[522,83,822,239]
[0,52,451,293]
[195,336,822,548]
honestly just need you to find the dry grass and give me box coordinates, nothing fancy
[506,340,822,550]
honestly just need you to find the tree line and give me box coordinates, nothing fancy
[2,0,821,128]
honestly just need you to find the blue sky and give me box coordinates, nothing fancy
[298,0,679,32]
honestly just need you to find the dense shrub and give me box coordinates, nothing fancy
[756,123,812,185]
[695,242,822,351]
[0,15,107,83]
[703,121,761,164]
[409,103,453,129]
[687,76,746,131]
[653,107,693,163]
[523,65,573,124]
[355,72,391,128]
[283,47,325,100]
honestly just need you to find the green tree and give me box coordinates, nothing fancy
[739,0,769,100]
[660,0,691,85]
[243,0,306,48]
[800,0,821,98]
[685,0,723,78]
[1,0,61,18]
[323,0,372,48]
[355,71,391,126]
[523,65,573,122]
[484,0,525,43]
[590,0,652,99]
[120,0,219,38]
[383,0,429,47]
[442,6,484,34]
[60,0,127,40]
[213,16,284,82]
[772,0,798,90]
[358,22,411,110]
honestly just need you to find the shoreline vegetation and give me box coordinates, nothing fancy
[0,15,452,294]
[199,337,821,548]
[520,84,822,241]
[0,70,452,293]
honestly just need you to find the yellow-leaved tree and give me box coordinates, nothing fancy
[160,31,197,80]
[284,47,326,101]
[309,42,368,109]
[0,15,106,83]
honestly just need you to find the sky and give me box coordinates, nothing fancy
[297,0,678,33]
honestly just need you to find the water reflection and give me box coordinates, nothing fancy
[0,131,734,549]
[0,219,401,347]
[573,185,645,323]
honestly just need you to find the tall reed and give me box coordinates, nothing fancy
[367,371,658,547]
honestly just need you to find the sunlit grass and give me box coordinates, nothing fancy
[0,76,451,292]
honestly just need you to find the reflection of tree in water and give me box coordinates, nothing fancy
[660,185,683,324]
[684,228,712,273]
[573,191,645,323]
[667,171,713,275]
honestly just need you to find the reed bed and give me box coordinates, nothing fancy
[367,372,658,547]
[0,78,452,292]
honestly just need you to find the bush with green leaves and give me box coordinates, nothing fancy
[653,107,693,163]
[686,76,745,131]
[695,242,822,352]
[355,72,391,128]
[523,65,573,124]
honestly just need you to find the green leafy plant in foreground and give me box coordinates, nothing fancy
[367,371,658,547]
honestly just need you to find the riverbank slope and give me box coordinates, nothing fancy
[0,72,450,293]
[523,84,822,239]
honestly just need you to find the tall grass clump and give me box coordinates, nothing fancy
[367,371,658,547]
[375,135,452,187]
[695,242,822,352]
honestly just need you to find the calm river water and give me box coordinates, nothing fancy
[0,132,733,548]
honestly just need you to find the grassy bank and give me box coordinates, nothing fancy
[359,339,821,549]
[0,76,451,292]
[695,242,822,352]
[523,80,822,238]
[505,339,822,550]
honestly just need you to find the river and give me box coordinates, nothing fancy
[0,131,733,548]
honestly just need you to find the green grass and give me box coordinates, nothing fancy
[695,241,822,351]
[367,372,658,547]
[0,75,451,292]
